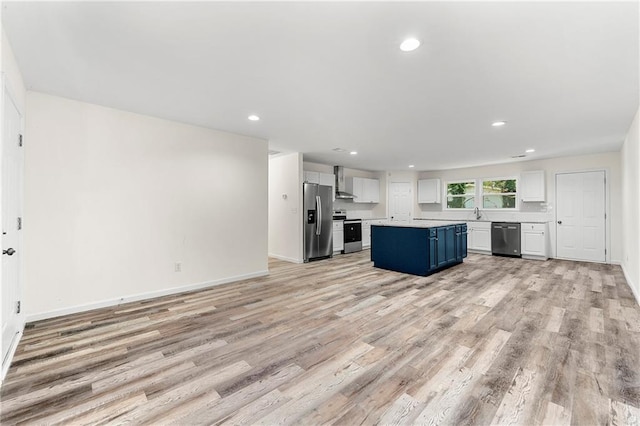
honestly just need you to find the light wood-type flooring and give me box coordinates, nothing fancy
[1,251,640,425]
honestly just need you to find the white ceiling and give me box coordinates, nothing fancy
[2,1,638,171]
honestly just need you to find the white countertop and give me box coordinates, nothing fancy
[372,220,466,228]
[417,218,552,224]
[334,217,388,222]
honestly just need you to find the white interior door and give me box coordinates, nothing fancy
[556,171,606,262]
[2,82,23,377]
[389,182,412,221]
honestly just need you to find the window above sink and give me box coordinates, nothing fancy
[445,177,518,210]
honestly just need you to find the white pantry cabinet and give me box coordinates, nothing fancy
[333,221,344,253]
[467,222,491,253]
[520,171,545,202]
[348,177,380,203]
[417,179,441,203]
[521,223,549,260]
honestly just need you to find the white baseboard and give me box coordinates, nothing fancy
[26,270,269,323]
[468,249,491,255]
[268,253,303,264]
[1,325,24,383]
[620,263,640,306]
[522,254,549,261]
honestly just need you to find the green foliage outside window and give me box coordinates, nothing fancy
[447,181,475,209]
[482,179,516,194]
[446,178,517,209]
[482,179,517,208]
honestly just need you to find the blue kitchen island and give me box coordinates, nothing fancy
[371,221,467,276]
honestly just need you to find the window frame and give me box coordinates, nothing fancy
[480,176,519,210]
[444,179,477,210]
[443,176,520,211]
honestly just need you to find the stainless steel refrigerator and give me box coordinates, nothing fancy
[303,183,333,262]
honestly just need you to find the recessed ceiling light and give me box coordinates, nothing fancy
[400,38,420,52]
[350,151,358,155]
[248,115,260,121]
[408,165,415,168]
[525,148,535,153]
[492,121,507,127]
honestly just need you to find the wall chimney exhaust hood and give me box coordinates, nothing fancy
[334,166,356,199]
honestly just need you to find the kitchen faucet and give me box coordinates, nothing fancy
[473,207,482,220]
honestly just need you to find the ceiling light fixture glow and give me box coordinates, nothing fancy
[408,165,415,168]
[525,148,535,153]
[400,38,420,52]
[350,151,358,155]
[248,115,260,121]
[492,121,507,127]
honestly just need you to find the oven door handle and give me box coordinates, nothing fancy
[316,195,322,236]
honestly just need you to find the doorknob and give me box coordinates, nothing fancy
[3,248,15,256]
[557,221,562,224]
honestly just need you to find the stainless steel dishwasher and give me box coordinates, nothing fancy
[491,222,521,257]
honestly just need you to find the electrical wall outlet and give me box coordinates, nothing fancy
[175,262,182,272]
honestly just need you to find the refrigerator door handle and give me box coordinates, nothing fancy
[316,195,322,235]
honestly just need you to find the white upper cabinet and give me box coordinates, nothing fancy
[417,178,441,203]
[303,171,319,184]
[318,173,335,201]
[520,170,545,202]
[364,178,379,203]
[304,171,335,201]
[318,173,334,187]
[348,177,380,203]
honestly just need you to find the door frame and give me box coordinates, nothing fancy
[1,72,25,382]
[554,168,610,263]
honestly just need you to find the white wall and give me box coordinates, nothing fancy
[24,92,268,319]
[2,29,26,110]
[417,152,623,262]
[269,153,303,263]
[621,109,640,303]
[302,161,333,175]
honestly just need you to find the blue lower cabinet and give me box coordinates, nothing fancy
[436,227,447,267]
[371,224,465,277]
[371,226,430,276]
[436,226,456,267]
[456,224,468,262]
[428,229,438,270]
[444,226,457,264]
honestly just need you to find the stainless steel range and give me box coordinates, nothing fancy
[343,219,362,253]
